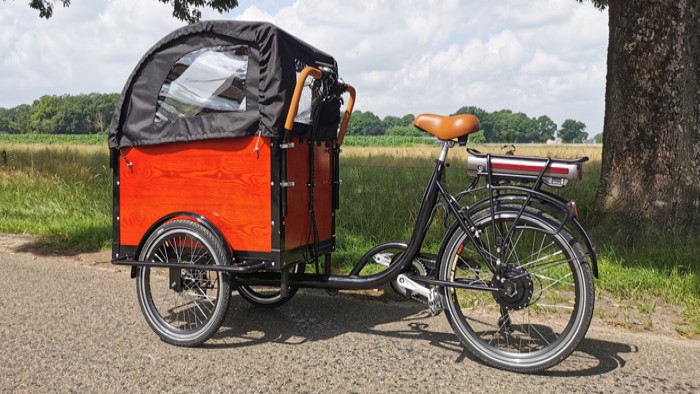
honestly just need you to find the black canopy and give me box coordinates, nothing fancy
[109,20,339,149]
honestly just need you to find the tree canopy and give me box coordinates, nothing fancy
[0,111,10,132]
[455,107,561,143]
[558,119,588,143]
[344,106,587,143]
[23,0,239,23]
[347,111,384,136]
[0,93,118,134]
[0,95,590,144]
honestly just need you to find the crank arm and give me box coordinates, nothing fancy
[396,274,444,316]
[396,274,431,298]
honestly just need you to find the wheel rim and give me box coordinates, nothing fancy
[442,211,587,365]
[138,228,224,339]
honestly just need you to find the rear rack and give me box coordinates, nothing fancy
[467,148,589,164]
[466,148,588,188]
[458,148,590,243]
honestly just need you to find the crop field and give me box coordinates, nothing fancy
[0,133,106,145]
[0,135,697,334]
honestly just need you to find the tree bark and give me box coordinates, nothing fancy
[599,0,700,237]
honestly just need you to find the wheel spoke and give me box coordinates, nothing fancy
[533,303,574,310]
[136,221,231,345]
[525,320,552,346]
[518,240,557,267]
[532,272,575,298]
[519,250,564,270]
[439,209,594,371]
[505,229,525,265]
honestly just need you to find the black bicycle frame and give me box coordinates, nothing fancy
[118,141,592,291]
[237,142,492,291]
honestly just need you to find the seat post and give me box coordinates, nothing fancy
[438,140,453,163]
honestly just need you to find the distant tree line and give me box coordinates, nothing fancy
[349,106,591,143]
[0,93,118,135]
[1,93,594,143]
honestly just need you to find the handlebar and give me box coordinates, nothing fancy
[284,66,323,132]
[283,66,356,146]
[337,83,355,146]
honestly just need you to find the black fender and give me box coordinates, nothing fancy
[443,196,598,278]
[131,211,234,278]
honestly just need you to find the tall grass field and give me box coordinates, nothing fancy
[0,134,698,334]
[0,143,110,252]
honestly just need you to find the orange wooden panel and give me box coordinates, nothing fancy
[284,139,334,250]
[119,136,272,252]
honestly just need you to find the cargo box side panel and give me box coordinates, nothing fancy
[284,140,334,251]
[118,137,272,253]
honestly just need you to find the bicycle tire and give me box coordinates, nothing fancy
[136,220,231,346]
[438,207,594,372]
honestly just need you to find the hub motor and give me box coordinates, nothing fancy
[492,265,534,311]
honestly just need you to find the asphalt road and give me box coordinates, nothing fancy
[1,235,699,393]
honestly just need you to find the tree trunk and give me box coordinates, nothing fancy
[599,0,700,238]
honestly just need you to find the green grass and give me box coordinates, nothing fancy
[342,135,436,147]
[333,152,486,266]
[0,135,698,334]
[594,240,700,334]
[0,145,111,252]
[0,134,426,148]
[0,133,107,145]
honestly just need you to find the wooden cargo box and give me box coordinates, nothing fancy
[109,21,345,270]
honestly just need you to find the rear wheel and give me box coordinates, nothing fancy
[136,220,231,346]
[438,208,594,372]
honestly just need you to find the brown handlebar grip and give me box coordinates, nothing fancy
[337,84,356,146]
[284,66,323,132]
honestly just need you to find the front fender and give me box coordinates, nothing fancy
[133,211,234,274]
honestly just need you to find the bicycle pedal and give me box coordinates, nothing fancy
[427,288,444,316]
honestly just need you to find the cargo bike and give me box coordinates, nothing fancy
[109,21,597,373]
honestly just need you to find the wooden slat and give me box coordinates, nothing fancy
[284,139,334,250]
[119,137,272,252]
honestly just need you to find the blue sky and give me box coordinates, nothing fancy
[0,0,608,134]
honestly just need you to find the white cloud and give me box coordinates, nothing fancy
[232,0,607,131]
[0,0,608,132]
[0,0,183,105]
[491,0,574,29]
[521,51,571,76]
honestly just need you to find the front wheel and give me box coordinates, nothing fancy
[136,220,231,346]
[438,208,594,372]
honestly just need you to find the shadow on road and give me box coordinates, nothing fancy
[540,336,637,377]
[210,292,429,348]
[10,224,110,256]
[208,291,634,376]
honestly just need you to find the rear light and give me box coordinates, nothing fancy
[568,200,579,219]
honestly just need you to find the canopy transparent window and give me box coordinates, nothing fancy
[155,45,248,123]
